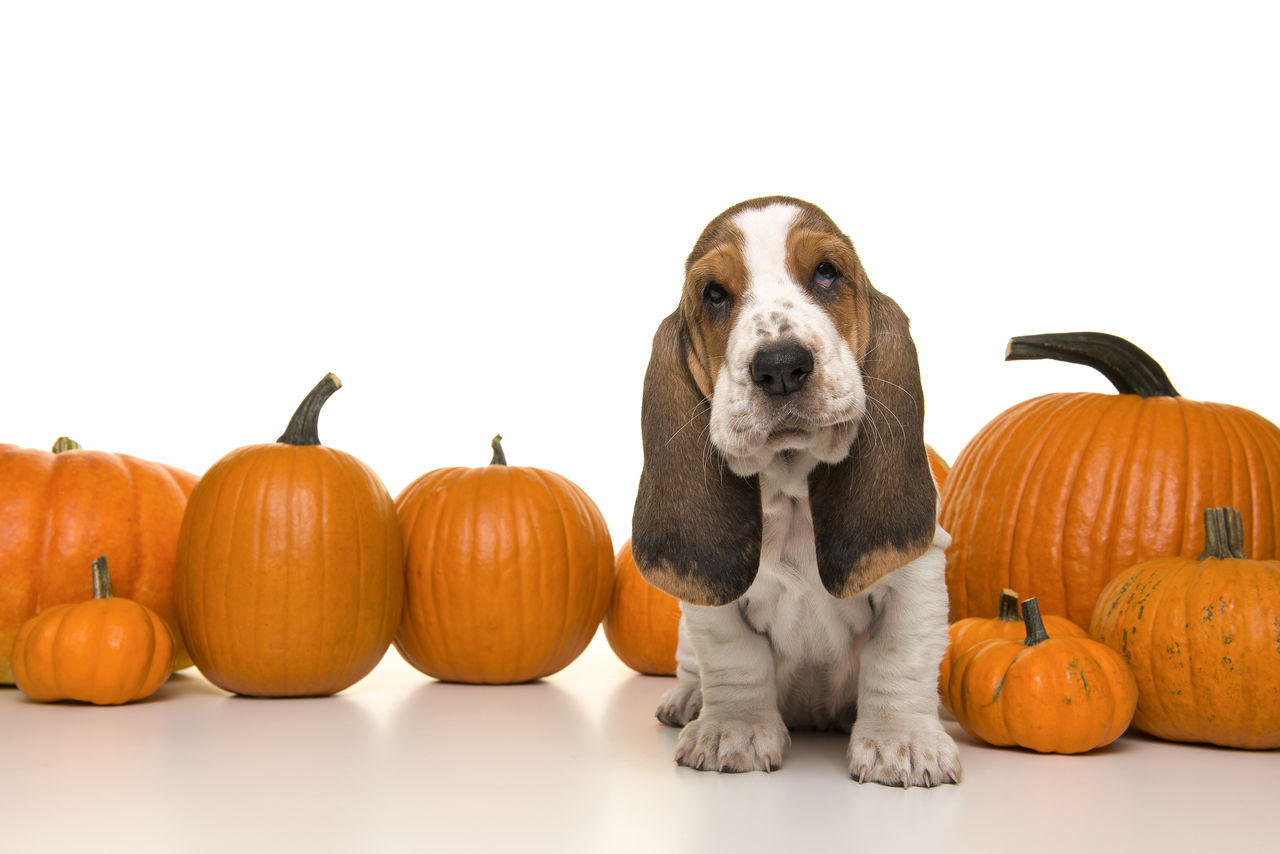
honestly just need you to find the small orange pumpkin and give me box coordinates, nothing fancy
[395,436,614,684]
[12,556,176,705]
[939,588,1086,711]
[948,597,1137,753]
[925,444,950,489]
[0,437,197,684]
[1091,507,1280,749]
[175,374,404,697]
[603,540,682,676]
[941,332,1280,628]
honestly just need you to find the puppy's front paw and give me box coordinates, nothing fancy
[675,714,790,773]
[656,681,702,727]
[847,724,961,788]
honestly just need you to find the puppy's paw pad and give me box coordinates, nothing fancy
[675,715,789,773]
[656,682,702,727]
[847,727,961,788]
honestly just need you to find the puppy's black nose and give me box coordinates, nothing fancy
[750,344,814,396]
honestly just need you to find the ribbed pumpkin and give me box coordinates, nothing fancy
[926,444,950,489]
[11,558,177,706]
[0,436,196,684]
[941,332,1280,627]
[939,588,1086,712]
[949,597,1138,754]
[603,539,682,676]
[1091,507,1280,749]
[174,374,403,697]
[395,436,614,684]
[13,557,177,705]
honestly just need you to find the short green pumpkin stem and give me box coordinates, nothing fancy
[1020,597,1051,646]
[277,373,342,446]
[91,556,114,600]
[1199,507,1247,561]
[51,437,83,454]
[1005,332,1180,399]
[490,434,508,466]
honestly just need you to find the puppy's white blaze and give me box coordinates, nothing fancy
[733,202,801,297]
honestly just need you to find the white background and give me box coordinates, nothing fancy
[3,1,1278,545]
[3,4,1278,852]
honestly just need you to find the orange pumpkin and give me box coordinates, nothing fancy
[395,436,614,684]
[603,540,682,676]
[1091,507,1280,749]
[13,556,176,705]
[941,332,1280,627]
[948,597,1138,754]
[939,588,1086,712]
[0,436,197,684]
[175,374,404,697]
[925,444,950,489]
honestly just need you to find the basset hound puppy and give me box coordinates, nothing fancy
[631,197,959,787]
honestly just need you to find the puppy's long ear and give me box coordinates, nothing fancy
[631,311,761,606]
[809,288,937,598]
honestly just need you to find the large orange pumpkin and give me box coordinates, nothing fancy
[395,436,614,684]
[12,556,176,705]
[0,436,196,684]
[948,597,1138,754]
[603,540,682,676]
[1091,507,1280,749]
[941,332,1280,627]
[175,374,404,697]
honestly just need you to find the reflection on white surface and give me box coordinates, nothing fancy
[163,688,385,849]
[2,637,1276,854]
[383,678,601,848]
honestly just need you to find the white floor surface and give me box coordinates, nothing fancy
[2,634,1275,854]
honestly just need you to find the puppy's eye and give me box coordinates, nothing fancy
[703,282,730,309]
[813,262,840,290]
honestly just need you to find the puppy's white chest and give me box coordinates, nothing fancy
[738,458,872,724]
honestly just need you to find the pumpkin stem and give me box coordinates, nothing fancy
[51,437,83,453]
[277,373,342,446]
[1020,597,1050,646]
[1005,332,1180,399]
[998,588,1020,622]
[91,556,114,600]
[490,434,508,466]
[1199,507,1247,561]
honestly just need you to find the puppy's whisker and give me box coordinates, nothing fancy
[665,400,712,447]
[864,374,920,407]
[864,393,908,446]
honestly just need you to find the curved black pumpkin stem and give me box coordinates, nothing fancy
[278,373,342,446]
[1005,332,1180,399]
